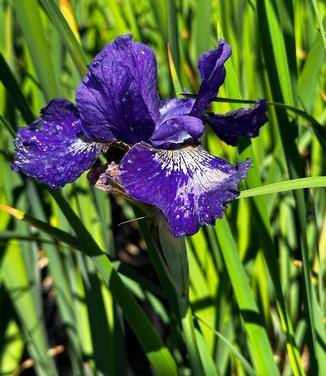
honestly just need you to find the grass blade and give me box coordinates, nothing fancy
[195,315,256,376]
[0,197,180,376]
[239,177,326,199]
[256,4,324,372]
[167,0,180,75]
[215,218,280,376]
[39,0,89,77]
[0,52,34,124]
[1,242,58,376]
[11,0,61,101]
[311,0,326,52]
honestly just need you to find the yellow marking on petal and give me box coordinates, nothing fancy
[0,204,25,220]
[59,0,81,42]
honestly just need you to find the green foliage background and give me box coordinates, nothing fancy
[0,0,325,375]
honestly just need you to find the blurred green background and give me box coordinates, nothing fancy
[0,0,325,375]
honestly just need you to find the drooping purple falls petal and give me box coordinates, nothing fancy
[119,142,251,237]
[12,99,102,189]
[190,40,231,118]
[205,99,268,146]
[76,34,160,144]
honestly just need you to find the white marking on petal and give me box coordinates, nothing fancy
[153,146,230,216]
[68,139,103,156]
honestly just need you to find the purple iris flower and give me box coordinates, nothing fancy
[12,34,267,237]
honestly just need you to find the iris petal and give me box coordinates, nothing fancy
[12,99,102,189]
[150,98,202,148]
[205,99,268,146]
[191,40,231,118]
[151,116,204,148]
[159,98,195,124]
[76,34,159,144]
[119,142,250,237]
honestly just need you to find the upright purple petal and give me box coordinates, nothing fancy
[12,99,102,189]
[132,41,160,123]
[119,142,250,237]
[205,99,268,146]
[150,98,202,148]
[159,98,195,124]
[76,34,160,144]
[150,115,204,148]
[190,40,231,118]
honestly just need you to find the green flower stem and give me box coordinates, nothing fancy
[138,212,207,375]
[157,218,206,376]
[177,296,206,376]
